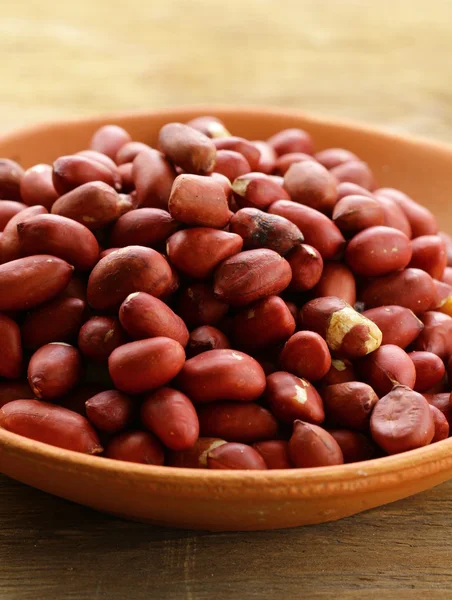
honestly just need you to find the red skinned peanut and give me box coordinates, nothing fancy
[141,387,199,451]
[52,155,121,195]
[198,402,278,443]
[370,385,435,454]
[321,382,378,430]
[266,371,325,425]
[132,149,176,210]
[361,306,424,349]
[177,283,229,329]
[375,188,437,237]
[328,429,378,463]
[287,244,323,291]
[332,195,384,235]
[408,351,446,393]
[167,437,227,468]
[0,314,22,379]
[0,381,34,409]
[311,262,356,306]
[409,235,447,280]
[320,359,357,386]
[213,137,260,170]
[28,343,81,400]
[0,159,24,201]
[280,331,331,381]
[0,205,48,264]
[178,349,266,403]
[252,440,292,469]
[314,148,359,169]
[283,160,338,214]
[105,431,164,465]
[429,405,450,442]
[110,208,179,249]
[232,172,290,210]
[78,317,126,362]
[0,201,27,232]
[289,420,344,467]
[330,160,374,190]
[358,344,416,397]
[186,326,230,358]
[0,399,102,454]
[414,311,452,360]
[90,124,131,160]
[109,337,185,395]
[159,122,216,175]
[207,442,267,470]
[267,128,313,156]
[186,116,231,139]
[20,164,59,210]
[168,174,229,228]
[213,150,250,181]
[119,292,189,346]
[85,390,135,434]
[274,152,313,175]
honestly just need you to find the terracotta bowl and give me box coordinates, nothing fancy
[1,106,452,531]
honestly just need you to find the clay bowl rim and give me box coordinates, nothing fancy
[1,104,452,500]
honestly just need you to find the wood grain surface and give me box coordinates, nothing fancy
[2,1,452,598]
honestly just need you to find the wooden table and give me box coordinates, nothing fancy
[2,0,452,597]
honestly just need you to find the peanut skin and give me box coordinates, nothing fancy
[207,442,267,470]
[289,420,344,467]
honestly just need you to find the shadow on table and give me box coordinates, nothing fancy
[1,476,451,599]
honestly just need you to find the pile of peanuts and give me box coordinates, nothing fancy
[1,116,452,471]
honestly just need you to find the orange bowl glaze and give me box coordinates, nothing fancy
[1,106,452,531]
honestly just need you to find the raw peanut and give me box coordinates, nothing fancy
[289,420,344,467]
[299,297,382,359]
[85,390,135,434]
[280,331,331,381]
[0,399,102,454]
[116,141,152,165]
[0,159,24,200]
[160,259,179,299]
[443,267,452,286]
[266,371,325,424]
[429,405,450,442]
[274,152,313,175]
[362,306,424,348]
[59,384,106,416]
[110,208,179,248]
[314,148,359,169]
[141,387,199,451]
[177,283,229,328]
[359,344,416,396]
[78,316,126,362]
[332,195,384,235]
[51,182,132,230]
[328,429,377,463]
[424,393,452,427]
[330,160,374,190]
[198,402,278,442]
[231,296,295,351]
[213,137,260,170]
[267,128,313,156]
[90,124,132,160]
[373,193,412,238]
[168,174,229,228]
[213,248,292,306]
[252,440,292,469]
[414,311,452,360]
[187,326,230,357]
[109,337,185,394]
[17,214,100,271]
[409,235,447,279]
[210,172,233,204]
[28,343,81,400]
[167,437,227,468]
[19,164,59,209]
[337,182,375,201]
[159,122,216,174]
[432,279,452,311]
[117,162,134,192]
[207,442,267,470]
[0,314,22,379]
[0,255,73,311]
[360,268,436,314]
[375,188,438,237]
[0,201,27,231]
[105,431,164,465]
[21,297,86,349]
[59,275,87,302]
[322,382,378,430]
[232,172,290,210]
[311,262,356,306]
[252,140,277,173]
[77,150,119,173]
[285,301,298,321]
[283,160,338,214]
[269,200,345,260]
[229,207,303,256]
[52,155,121,195]
[213,149,250,181]
[408,351,445,393]
[320,359,356,386]
[0,205,48,264]
[287,243,323,291]
[370,385,435,454]
[0,381,34,409]
[167,228,243,279]
[179,349,266,403]
[186,116,231,139]
[132,148,177,210]
[345,226,412,277]
[87,246,172,310]
[119,292,189,346]
[438,231,452,266]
